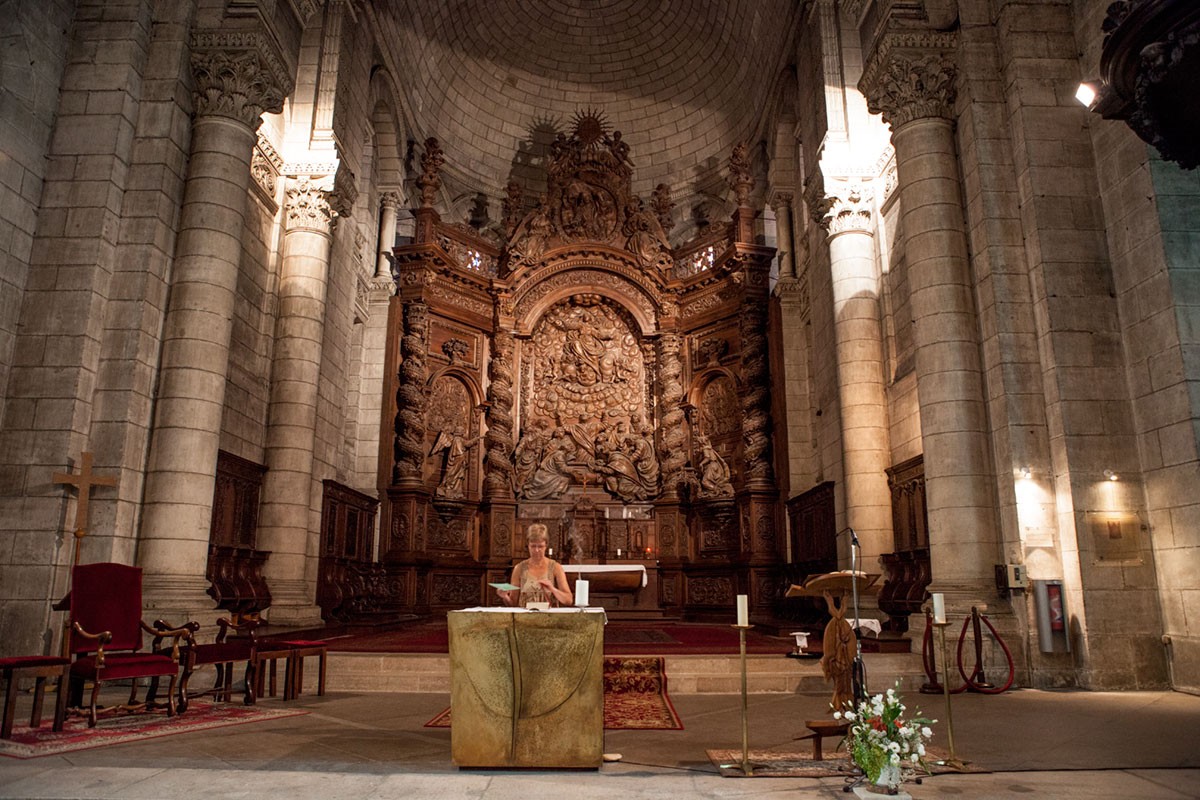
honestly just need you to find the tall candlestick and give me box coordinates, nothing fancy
[932,592,946,625]
[736,594,749,627]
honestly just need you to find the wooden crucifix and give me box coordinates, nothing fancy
[53,451,117,564]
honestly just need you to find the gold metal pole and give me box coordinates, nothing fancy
[719,624,759,775]
[935,621,967,770]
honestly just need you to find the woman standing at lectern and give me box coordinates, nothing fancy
[498,524,573,608]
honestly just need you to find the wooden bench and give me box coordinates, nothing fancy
[1,656,70,739]
[796,718,849,761]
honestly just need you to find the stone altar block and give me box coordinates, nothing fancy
[448,608,604,768]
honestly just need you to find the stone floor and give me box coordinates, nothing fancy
[1,685,1198,799]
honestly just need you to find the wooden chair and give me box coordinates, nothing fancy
[66,562,191,727]
[1,656,70,739]
[149,617,259,712]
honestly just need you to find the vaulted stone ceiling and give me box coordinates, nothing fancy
[366,0,797,218]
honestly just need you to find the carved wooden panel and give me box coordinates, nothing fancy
[207,451,271,613]
[210,450,266,549]
[786,481,836,570]
[686,574,735,606]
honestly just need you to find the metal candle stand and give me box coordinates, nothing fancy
[933,619,969,771]
[719,623,762,775]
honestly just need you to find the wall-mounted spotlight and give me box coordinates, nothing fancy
[1075,81,1099,108]
[1017,466,1032,480]
[1103,469,1119,481]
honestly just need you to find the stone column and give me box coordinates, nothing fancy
[257,177,337,626]
[821,183,893,568]
[860,43,999,605]
[771,192,797,280]
[139,48,289,614]
[376,191,400,280]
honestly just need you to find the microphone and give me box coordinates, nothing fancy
[848,527,859,547]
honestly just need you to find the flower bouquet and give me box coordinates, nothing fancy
[834,683,935,792]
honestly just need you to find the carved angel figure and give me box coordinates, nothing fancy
[431,430,481,499]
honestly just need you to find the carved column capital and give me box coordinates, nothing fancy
[858,32,959,130]
[819,184,874,236]
[380,190,403,211]
[190,36,293,129]
[768,190,794,214]
[284,178,336,234]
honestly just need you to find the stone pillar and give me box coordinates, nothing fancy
[821,183,893,569]
[771,192,797,280]
[139,47,289,615]
[376,191,400,280]
[257,177,337,626]
[860,43,999,605]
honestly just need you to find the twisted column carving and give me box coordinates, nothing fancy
[190,49,287,130]
[739,288,773,486]
[393,301,430,481]
[656,332,688,497]
[484,329,515,498]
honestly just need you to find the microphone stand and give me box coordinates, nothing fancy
[848,528,867,705]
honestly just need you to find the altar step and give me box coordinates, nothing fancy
[323,650,928,695]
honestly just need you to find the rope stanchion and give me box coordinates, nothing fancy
[956,607,1015,694]
[919,604,1015,695]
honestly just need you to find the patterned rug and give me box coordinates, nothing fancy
[426,656,683,730]
[705,747,989,778]
[0,702,308,759]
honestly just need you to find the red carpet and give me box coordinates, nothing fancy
[426,656,682,730]
[328,619,798,655]
[0,702,307,759]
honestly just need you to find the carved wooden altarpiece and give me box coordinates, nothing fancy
[378,113,781,619]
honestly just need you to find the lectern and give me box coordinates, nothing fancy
[448,608,604,768]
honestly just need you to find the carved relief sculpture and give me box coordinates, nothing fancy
[418,137,445,208]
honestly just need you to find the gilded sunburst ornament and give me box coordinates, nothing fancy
[571,108,611,148]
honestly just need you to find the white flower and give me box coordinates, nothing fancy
[890,753,901,765]
[911,753,920,763]
[833,711,842,720]
[917,744,926,756]
[889,741,901,752]
[921,726,932,738]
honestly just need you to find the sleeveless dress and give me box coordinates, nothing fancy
[515,559,560,607]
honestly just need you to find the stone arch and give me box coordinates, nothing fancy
[369,66,406,197]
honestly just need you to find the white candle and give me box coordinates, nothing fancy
[932,592,946,625]
[616,547,621,558]
[575,579,589,607]
[736,594,749,627]
[547,547,553,556]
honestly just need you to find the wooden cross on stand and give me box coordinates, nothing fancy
[53,451,117,565]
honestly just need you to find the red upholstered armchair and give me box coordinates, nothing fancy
[67,563,191,727]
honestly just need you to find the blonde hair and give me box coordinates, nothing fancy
[526,523,549,543]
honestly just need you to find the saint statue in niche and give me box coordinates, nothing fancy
[695,430,734,499]
[431,430,482,499]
